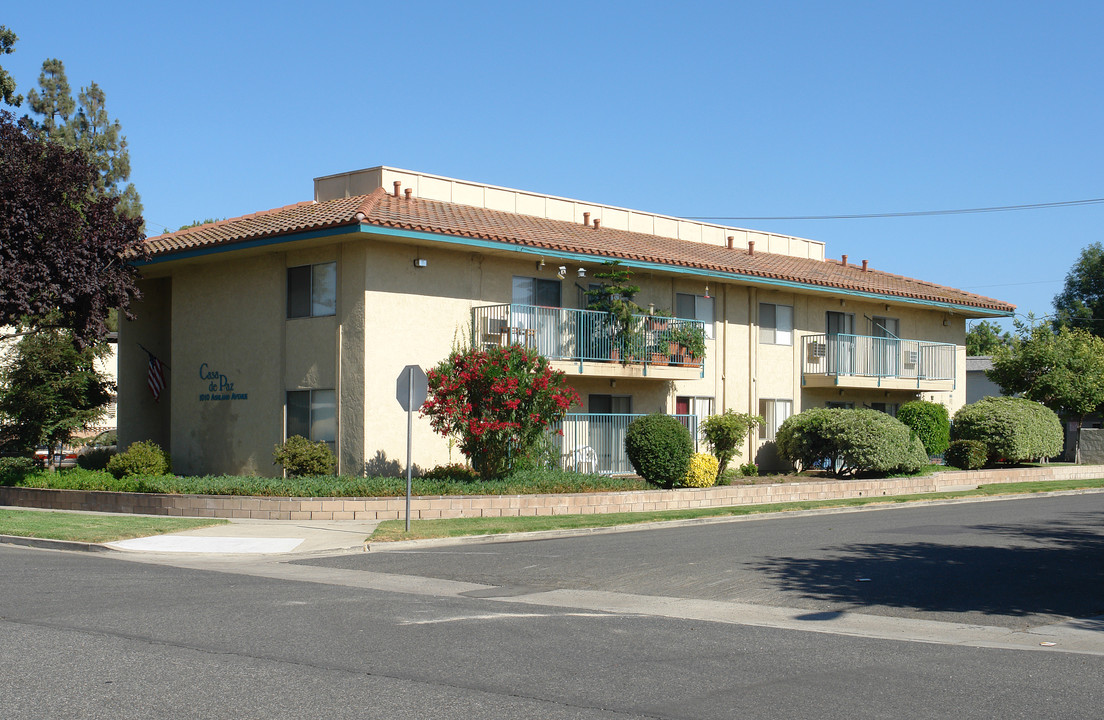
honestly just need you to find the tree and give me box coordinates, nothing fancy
[0,327,114,469]
[422,345,580,479]
[987,322,1104,428]
[699,410,762,479]
[965,320,1012,356]
[1053,242,1104,338]
[26,59,142,221]
[0,26,20,106]
[0,110,146,345]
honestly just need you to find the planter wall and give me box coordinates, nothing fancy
[3,464,1103,521]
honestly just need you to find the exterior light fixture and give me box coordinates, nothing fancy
[537,258,545,271]
[557,266,566,280]
[577,267,586,278]
[413,258,428,268]
[704,284,710,300]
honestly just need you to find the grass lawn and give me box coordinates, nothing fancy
[368,477,1104,542]
[0,509,228,543]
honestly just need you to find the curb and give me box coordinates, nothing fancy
[0,534,111,553]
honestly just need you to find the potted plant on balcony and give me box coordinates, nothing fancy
[585,261,643,365]
[664,322,707,366]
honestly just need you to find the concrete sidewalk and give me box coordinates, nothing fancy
[105,517,380,555]
[0,506,379,556]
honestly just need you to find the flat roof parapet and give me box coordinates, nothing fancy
[314,166,826,261]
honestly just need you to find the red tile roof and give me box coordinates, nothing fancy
[142,188,1014,313]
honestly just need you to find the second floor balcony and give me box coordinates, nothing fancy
[802,333,957,391]
[472,304,706,380]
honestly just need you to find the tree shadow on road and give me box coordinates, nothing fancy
[753,510,1104,625]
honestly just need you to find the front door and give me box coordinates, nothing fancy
[589,394,632,474]
[826,311,855,375]
[871,316,900,378]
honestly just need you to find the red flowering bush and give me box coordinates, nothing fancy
[421,346,581,479]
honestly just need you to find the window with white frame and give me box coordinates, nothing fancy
[759,303,793,345]
[758,398,793,441]
[287,262,336,318]
[676,292,714,339]
[870,402,899,417]
[676,396,714,442]
[286,389,336,452]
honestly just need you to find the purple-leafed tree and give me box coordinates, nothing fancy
[0,110,147,346]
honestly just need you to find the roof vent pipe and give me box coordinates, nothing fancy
[404,188,412,200]
[583,212,590,226]
[861,259,868,272]
[748,240,755,256]
[841,254,848,267]
[593,218,601,229]
[393,181,401,198]
[727,236,734,249]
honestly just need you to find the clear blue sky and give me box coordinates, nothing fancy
[5,1,1102,331]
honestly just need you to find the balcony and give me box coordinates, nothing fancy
[472,304,705,380]
[802,333,956,391]
[551,413,700,475]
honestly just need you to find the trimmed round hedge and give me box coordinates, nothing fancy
[624,413,693,488]
[944,439,987,470]
[951,396,1062,463]
[682,453,720,488]
[896,400,950,457]
[776,408,927,477]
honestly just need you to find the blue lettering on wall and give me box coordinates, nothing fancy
[197,363,247,401]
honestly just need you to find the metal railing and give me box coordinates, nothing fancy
[549,413,699,475]
[802,333,955,381]
[472,304,705,371]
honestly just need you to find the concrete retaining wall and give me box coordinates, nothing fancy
[3,464,1103,521]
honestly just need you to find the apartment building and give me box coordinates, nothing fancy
[118,167,1014,476]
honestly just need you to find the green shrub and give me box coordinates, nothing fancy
[77,447,116,471]
[952,396,1063,463]
[624,414,693,488]
[944,439,988,470]
[0,456,37,484]
[739,462,759,477]
[776,408,926,477]
[699,411,762,479]
[107,441,172,479]
[422,463,481,482]
[273,435,335,477]
[682,453,719,488]
[896,401,950,456]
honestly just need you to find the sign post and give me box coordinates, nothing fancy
[396,365,429,532]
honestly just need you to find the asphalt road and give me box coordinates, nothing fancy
[307,491,1104,630]
[1,493,1102,719]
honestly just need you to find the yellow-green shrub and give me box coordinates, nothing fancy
[682,453,719,488]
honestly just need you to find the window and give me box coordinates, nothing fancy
[759,303,793,345]
[286,389,336,451]
[676,292,714,339]
[589,394,632,414]
[512,276,561,307]
[870,402,898,417]
[758,399,793,441]
[287,262,336,318]
[676,396,714,442]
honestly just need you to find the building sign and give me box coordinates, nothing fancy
[198,363,248,401]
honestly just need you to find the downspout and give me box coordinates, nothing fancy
[748,287,757,463]
[721,283,728,412]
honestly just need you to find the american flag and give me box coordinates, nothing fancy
[148,355,166,402]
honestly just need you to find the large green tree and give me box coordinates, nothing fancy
[0,326,114,468]
[1053,242,1104,338]
[965,320,1012,356]
[987,322,1104,428]
[26,58,142,221]
[0,25,19,106]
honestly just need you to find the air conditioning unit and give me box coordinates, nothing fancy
[903,350,918,367]
[807,342,826,360]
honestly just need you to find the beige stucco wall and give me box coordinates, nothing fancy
[118,278,171,452]
[168,255,285,476]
